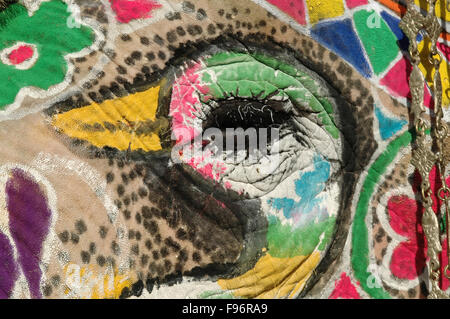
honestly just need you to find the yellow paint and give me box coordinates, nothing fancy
[414,0,449,22]
[418,38,450,107]
[52,86,163,151]
[306,0,345,25]
[217,252,320,299]
[63,263,133,299]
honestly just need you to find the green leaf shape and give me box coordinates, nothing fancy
[201,52,339,139]
[267,215,336,258]
[0,1,94,109]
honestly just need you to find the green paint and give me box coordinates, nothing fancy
[353,10,399,75]
[267,215,336,258]
[0,1,94,108]
[351,129,414,299]
[202,52,339,139]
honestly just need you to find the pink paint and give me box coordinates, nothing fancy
[170,62,208,143]
[265,0,306,25]
[211,197,227,209]
[8,45,34,65]
[388,167,450,288]
[329,272,361,299]
[380,57,433,108]
[169,62,229,184]
[186,154,227,182]
[345,0,368,9]
[438,42,450,61]
[110,0,161,23]
[380,58,412,98]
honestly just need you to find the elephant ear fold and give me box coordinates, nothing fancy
[52,86,169,152]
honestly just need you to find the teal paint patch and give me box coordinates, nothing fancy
[266,155,336,258]
[374,106,407,140]
[268,155,331,220]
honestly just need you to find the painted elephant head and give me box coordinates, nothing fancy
[0,0,448,299]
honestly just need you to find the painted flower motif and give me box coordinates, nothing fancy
[0,0,94,109]
[388,166,450,289]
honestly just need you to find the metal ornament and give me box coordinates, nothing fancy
[400,0,449,299]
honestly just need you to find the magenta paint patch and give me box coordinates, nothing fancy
[186,155,227,181]
[170,62,208,144]
[329,272,361,299]
[8,45,34,65]
[345,0,368,9]
[169,62,229,183]
[438,42,450,61]
[380,57,433,108]
[110,0,162,23]
[265,0,306,25]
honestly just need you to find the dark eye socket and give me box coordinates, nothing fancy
[202,97,290,131]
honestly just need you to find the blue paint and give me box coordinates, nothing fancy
[268,155,331,223]
[311,18,372,78]
[375,105,407,140]
[270,197,296,218]
[381,11,422,52]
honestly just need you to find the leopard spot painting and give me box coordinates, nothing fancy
[0,0,449,300]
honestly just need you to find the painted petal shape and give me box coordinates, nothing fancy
[6,169,52,299]
[0,232,18,299]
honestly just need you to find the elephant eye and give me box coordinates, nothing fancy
[169,50,344,198]
[166,46,352,298]
[202,97,289,133]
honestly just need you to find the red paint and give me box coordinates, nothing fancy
[110,0,161,23]
[265,0,306,25]
[346,0,368,8]
[8,45,34,65]
[388,167,450,289]
[329,272,361,299]
[438,42,450,61]
[388,195,426,280]
[380,57,433,108]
